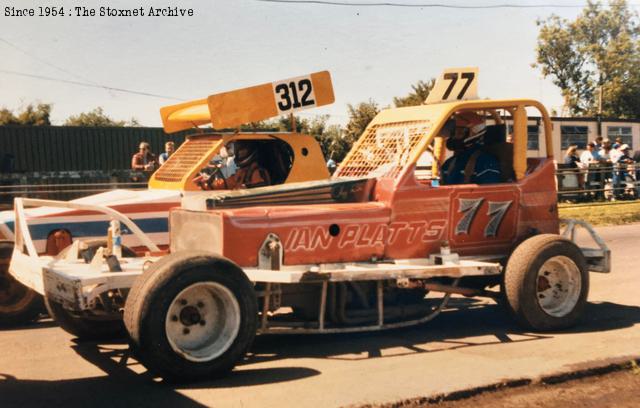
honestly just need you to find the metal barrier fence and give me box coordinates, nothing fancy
[556,163,640,202]
[0,170,147,209]
[0,165,637,210]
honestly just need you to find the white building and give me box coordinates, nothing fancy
[503,117,640,161]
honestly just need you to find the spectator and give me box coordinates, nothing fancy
[327,158,337,175]
[594,136,604,150]
[579,142,600,165]
[131,142,157,180]
[158,141,175,165]
[598,139,613,162]
[564,145,583,189]
[612,144,634,199]
[612,136,623,149]
[219,143,237,178]
[633,148,640,197]
[580,142,602,197]
[563,145,580,167]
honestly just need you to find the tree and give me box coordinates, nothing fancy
[344,100,380,147]
[534,0,640,117]
[0,103,52,126]
[393,79,435,107]
[64,107,140,126]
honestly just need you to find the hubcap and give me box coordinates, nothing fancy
[536,255,582,317]
[165,282,241,362]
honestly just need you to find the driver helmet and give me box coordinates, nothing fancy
[234,141,258,168]
[454,111,487,148]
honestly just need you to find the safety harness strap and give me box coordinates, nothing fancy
[463,150,483,183]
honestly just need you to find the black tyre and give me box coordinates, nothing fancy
[44,298,125,340]
[503,234,589,331]
[46,239,136,339]
[0,240,44,326]
[124,251,258,382]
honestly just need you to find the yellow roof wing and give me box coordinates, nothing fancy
[160,71,335,133]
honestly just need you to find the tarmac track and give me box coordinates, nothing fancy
[0,223,638,408]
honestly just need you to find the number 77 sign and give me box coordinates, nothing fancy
[208,71,335,129]
[425,67,479,104]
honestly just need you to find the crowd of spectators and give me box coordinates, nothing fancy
[561,137,640,201]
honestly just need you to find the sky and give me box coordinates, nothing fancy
[0,0,626,127]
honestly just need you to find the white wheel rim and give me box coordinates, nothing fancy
[536,255,582,317]
[165,282,241,362]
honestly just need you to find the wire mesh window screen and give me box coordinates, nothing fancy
[154,137,220,182]
[335,120,432,179]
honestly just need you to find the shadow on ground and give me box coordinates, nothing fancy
[0,299,638,406]
[247,299,640,365]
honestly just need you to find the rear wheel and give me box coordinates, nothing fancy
[46,239,136,339]
[0,241,44,326]
[44,298,125,340]
[124,251,257,382]
[503,234,589,331]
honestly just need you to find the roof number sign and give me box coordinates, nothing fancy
[425,67,479,104]
[273,76,317,114]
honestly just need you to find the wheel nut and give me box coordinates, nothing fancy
[199,320,206,326]
[183,328,190,335]
[171,315,178,322]
[197,301,204,308]
[180,299,187,306]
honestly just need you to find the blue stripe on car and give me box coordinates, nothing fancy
[4,218,168,240]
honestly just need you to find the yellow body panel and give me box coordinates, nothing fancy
[148,133,329,191]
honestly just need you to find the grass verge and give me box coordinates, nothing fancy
[559,201,640,226]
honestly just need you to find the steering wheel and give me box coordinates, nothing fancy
[194,166,228,190]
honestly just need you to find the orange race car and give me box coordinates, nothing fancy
[9,68,610,382]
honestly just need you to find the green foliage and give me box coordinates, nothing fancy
[344,99,380,147]
[393,79,435,107]
[238,120,279,131]
[302,115,350,162]
[0,103,52,126]
[534,0,640,117]
[64,107,140,127]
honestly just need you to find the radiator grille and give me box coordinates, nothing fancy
[154,137,221,182]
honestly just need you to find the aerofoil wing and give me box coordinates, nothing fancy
[160,71,335,133]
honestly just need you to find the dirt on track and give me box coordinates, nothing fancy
[366,362,640,408]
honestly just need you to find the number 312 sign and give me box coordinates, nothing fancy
[208,71,335,129]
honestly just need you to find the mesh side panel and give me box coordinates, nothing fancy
[335,120,432,179]
[153,138,220,182]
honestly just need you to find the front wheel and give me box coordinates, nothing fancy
[124,251,257,382]
[0,241,44,326]
[503,234,589,331]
